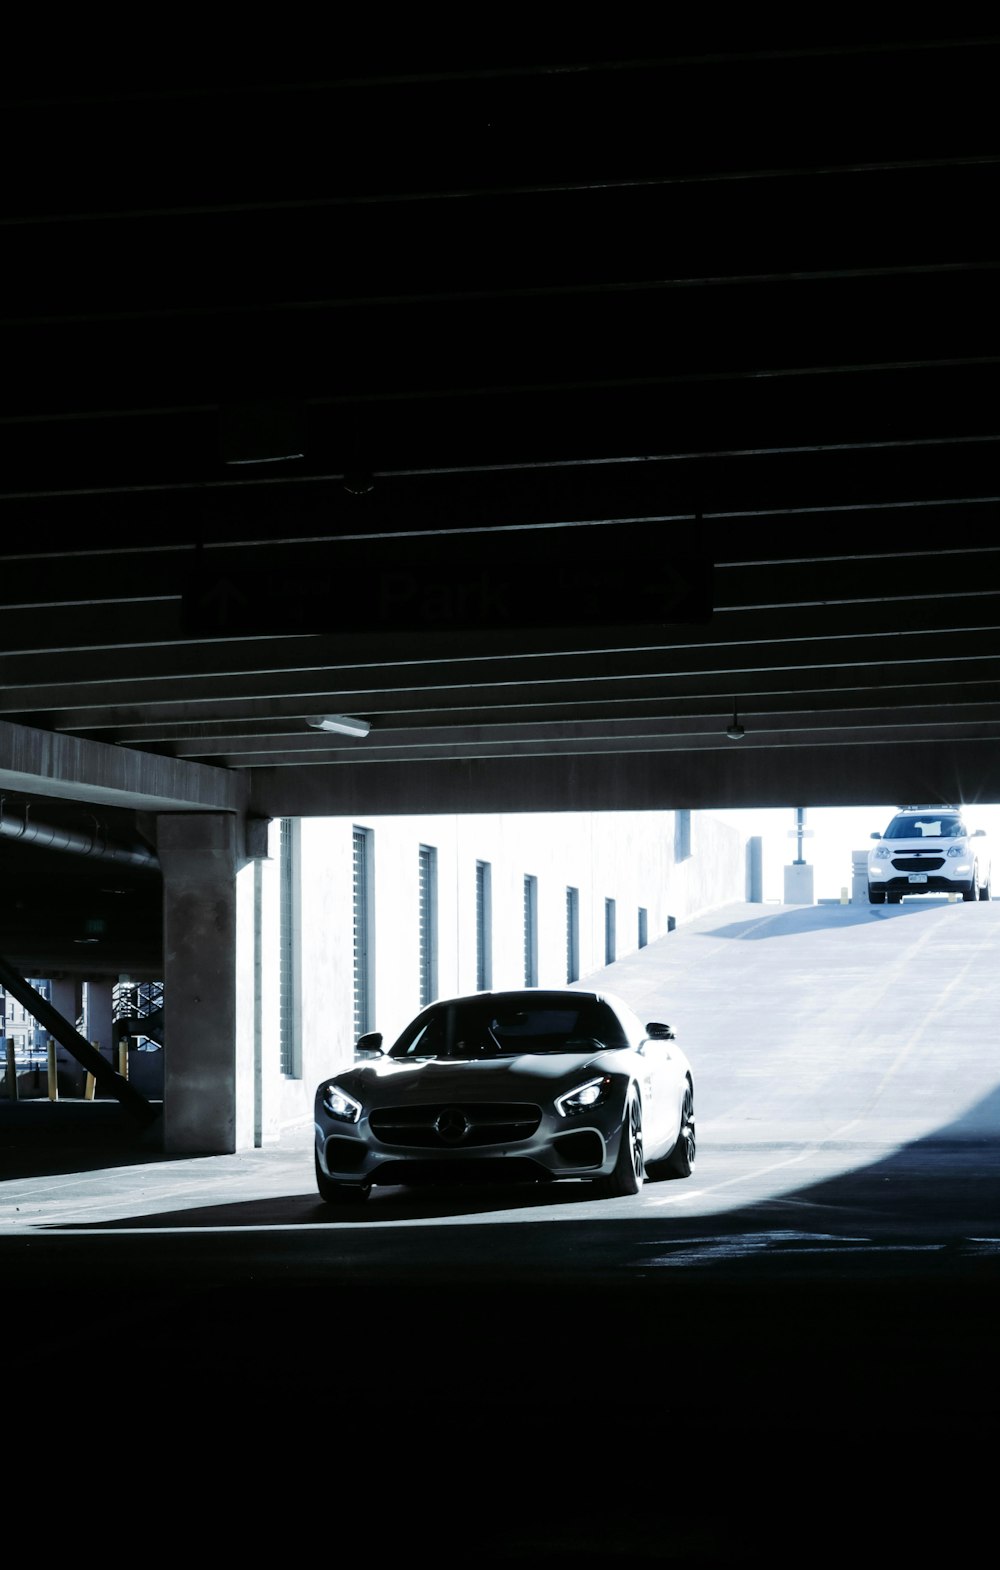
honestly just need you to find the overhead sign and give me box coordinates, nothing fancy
[181,528,712,637]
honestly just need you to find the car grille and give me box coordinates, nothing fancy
[892,856,946,872]
[369,1101,542,1148]
[375,1158,550,1185]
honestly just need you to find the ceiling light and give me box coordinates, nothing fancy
[726,700,745,741]
[306,714,372,738]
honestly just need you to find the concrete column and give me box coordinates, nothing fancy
[48,977,80,1026]
[747,836,763,902]
[84,978,114,1057]
[49,976,85,1095]
[158,813,252,1154]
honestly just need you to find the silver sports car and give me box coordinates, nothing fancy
[314,987,695,1203]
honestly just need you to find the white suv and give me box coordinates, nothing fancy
[868,806,992,904]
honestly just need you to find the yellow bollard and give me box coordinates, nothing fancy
[840,886,849,905]
[85,1039,106,1099]
[47,1039,58,1101]
[118,1037,129,1079]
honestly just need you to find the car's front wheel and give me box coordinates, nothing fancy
[978,869,992,901]
[963,864,981,902]
[315,1149,371,1205]
[599,1089,644,1197]
[664,1082,696,1179]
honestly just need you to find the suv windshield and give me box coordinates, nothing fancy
[884,814,966,839]
[389,997,629,1058]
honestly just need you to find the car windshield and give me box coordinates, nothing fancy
[884,815,966,839]
[388,997,630,1058]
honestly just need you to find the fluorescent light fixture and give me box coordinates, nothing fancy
[307,714,371,738]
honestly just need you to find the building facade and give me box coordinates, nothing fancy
[4,809,748,1137]
[268,808,745,1134]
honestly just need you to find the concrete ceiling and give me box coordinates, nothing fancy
[2,29,999,852]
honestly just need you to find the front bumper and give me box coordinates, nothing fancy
[315,1101,624,1188]
[872,873,967,893]
[868,858,974,893]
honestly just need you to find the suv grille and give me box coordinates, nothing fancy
[369,1102,542,1148]
[892,856,945,872]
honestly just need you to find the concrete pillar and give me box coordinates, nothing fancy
[158,813,253,1154]
[747,836,763,902]
[49,976,85,1095]
[48,977,80,1027]
[84,978,114,1057]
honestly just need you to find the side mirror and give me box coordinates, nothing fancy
[645,1021,675,1041]
[870,831,881,840]
[973,829,986,837]
[356,1031,384,1058]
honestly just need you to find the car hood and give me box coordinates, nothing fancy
[336,1051,619,1098]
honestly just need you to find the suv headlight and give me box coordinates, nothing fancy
[321,1083,363,1123]
[946,844,967,858]
[555,1075,613,1118]
[872,846,890,859]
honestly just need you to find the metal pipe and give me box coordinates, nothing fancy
[0,803,158,868]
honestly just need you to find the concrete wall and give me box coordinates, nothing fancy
[269,809,744,1133]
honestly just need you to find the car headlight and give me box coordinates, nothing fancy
[872,846,891,860]
[946,844,967,858]
[320,1083,363,1123]
[555,1075,613,1118]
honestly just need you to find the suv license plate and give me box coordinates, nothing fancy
[908,874,928,884]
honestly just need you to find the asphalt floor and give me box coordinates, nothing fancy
[0,1094,316,1219]
[3,1093,995,1563]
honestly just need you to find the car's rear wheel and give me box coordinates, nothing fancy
[315,1149,371,1205]
[663,1082,696,1179]
[963,864,980,902]
[867,885,885,904]
[600,1089,644,1197]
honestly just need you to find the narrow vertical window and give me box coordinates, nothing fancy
[605,897,617,965]
[353,826,375,1039]
[278,818,301,1077]
[566,886,580,983]
[638,907,648,949]
[418,844,438,1008]
[524,874,538,986]
[476,860,493,991]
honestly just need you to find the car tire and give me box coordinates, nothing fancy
[868,885,885,904]
[963,864,980,902]
[660,1081,696,1180]
[978,871,992,901]
[887,890,902,904]
[315,1149,371,1205]
[599,1088,644,1198]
